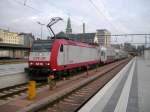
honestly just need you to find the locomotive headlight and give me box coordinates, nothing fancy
[53,69,56,71]
[30,62,33,65]
[47,63,50,65]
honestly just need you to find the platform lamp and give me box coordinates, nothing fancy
[37,21,45,40]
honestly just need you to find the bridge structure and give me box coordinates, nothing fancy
[107,33,150,46]
[0,43,30,59]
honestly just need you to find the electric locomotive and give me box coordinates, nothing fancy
[25,17,128,80]
[27,38,100,80]
[25,17,101,80]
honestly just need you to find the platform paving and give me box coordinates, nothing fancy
[79,57,150,112]
[0,63,28,89]
[0,63,27,76]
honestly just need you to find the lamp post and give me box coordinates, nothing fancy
[37,21,45,39]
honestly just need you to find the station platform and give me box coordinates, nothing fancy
[79,57,150,112]
[0,63,27,76]
[0,63,28,89]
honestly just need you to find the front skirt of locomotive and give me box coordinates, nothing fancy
[25,67,51,81]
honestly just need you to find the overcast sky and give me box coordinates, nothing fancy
[0,0,150,44]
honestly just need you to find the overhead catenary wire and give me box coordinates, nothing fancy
[88,0,120,33]
[100,0,127,34]
[24,0,27,5]
[13,0,42,13]
[9,0,150,44]
[45,0,97,32]
[13,0,117,34]
[14,0,97,32]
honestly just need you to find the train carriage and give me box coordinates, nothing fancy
[100,46,116,63]
[27,39,101,80]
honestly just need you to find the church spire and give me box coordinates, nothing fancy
[66,17,72,34]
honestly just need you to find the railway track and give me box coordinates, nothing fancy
[0,83,28,99]
[0,83,28,105]
[35,60,129,112]
[0,59,130,109]
[0,61,113,102]
[0,83,46,105]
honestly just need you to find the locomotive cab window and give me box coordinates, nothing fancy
[31,40,52,52]
[60,44,63,52]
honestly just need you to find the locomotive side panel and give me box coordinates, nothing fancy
[67,45,99,64]
[57,44,100,69]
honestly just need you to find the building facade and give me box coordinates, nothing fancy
[0,29,24,45]
[19,33,34,48]
[96,29,111,47]
[19,33,35,58]
[0,29,34,59]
